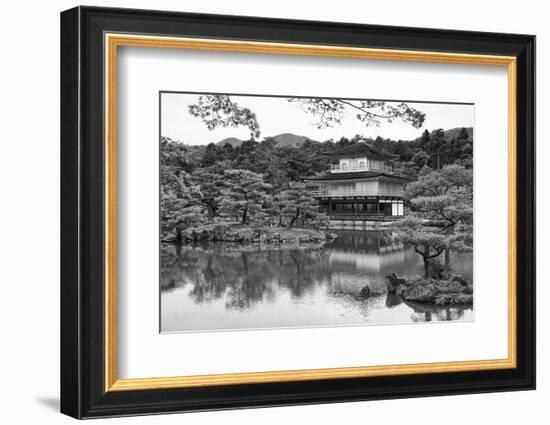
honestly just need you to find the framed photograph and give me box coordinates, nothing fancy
[60,6,535,419]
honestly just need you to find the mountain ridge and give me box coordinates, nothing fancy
[216,127,473,149]
[217,132,316,149]
[412,127,473,143]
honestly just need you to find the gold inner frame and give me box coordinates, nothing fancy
[104,33,517,392]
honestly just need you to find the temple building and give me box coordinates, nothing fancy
[305,141,410,221]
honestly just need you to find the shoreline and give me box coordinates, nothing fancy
[167,223,336,246]
[385,273,473,306]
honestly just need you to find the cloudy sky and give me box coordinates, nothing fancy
[161,92,474,146]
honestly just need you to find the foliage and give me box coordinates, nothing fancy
[188,95,261,139]
[394,217,450,278]
[216,169,272,225]
[191,162,228,219]
[162,96,473,249]
[160,170,207,243]
[287,98,426,129]
[274,182,324,228]
[405,163,473,230]
[394,165,473,277]
[160,137,191,193]
[160,135,335,240]
[160,131,473,245]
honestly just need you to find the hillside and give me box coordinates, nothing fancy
[443,127,473,141]
[270,133,316,148]
[217,133,316,149]
[411,127,472,143]
[215,128,471,151]
[217,137,244,148]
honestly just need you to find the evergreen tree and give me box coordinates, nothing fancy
[201,143,222,167]
[278,182,323,228]
[395,164,473,276]
[192,162,229,219]
[394,218,449,278]
[216,169,272,224]
[160,171,207,242]
[428,129,446,169]
[412,150,430,168]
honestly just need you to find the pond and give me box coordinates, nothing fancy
[160,230,473,332]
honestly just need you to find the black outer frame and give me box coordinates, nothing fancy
[60,5,536,419]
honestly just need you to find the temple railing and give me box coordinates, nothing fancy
[311,188,404,197]
[330,164,393,173]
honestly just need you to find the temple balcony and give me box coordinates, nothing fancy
[330,163,393,173]
[312,187,404,198]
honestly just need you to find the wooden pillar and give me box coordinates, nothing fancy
[377,197,380,216]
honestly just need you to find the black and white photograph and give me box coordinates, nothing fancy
[160,92,475,332]
[50,1,540,420]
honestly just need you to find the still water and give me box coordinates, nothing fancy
[160,231,473,332]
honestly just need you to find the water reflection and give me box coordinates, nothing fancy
[160,231,473,332]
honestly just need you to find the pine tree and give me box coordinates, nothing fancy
[278,182,323,228]
[192,162,228,219]
[160,171,206,243]
[395,164,473,276]
[216,169,272,225]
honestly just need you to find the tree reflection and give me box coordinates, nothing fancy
[160,230,472,323]
[160,244,333,310]
[388,296,467,322]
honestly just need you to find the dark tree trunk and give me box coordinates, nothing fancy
[206,204,215,219]
[287,208,300,229]
[414,244,444,279]
[175,227,183,245]
[241,252,249,272]
[443,223,454,271]
[424,259,431,278]
[444,248,451,271]
[206,256,214,274]
[423,244,431,278]
[241,206,248,224]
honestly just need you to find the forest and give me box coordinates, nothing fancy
[161,125,473,276]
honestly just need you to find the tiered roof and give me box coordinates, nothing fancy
[324,141,398,161]
[306,171,411,182]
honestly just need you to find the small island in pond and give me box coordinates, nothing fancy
[160,92,474,332]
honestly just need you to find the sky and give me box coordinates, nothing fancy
[161,92,474,146]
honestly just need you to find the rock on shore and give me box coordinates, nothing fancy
[385,273,473,306]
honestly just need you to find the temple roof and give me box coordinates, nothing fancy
[324,141,398,161]
[305,171,412,182]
